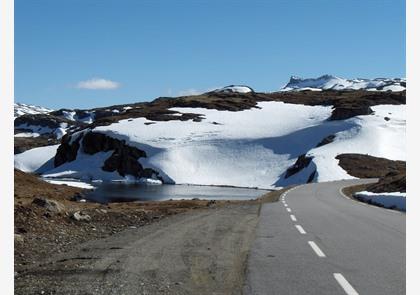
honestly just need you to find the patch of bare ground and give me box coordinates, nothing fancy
[14,136,60,154]
[337,154,406,200]
[336,153,405,179]
[14,169,282,278]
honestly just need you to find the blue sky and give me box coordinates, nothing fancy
[15,0,406,109]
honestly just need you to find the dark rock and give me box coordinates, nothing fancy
[307,170,316,183]
[285,154,313,178]
[54,133,83,167]
[316,134,336,147]
[384,117,390,121]
[329,105,373,120]
[54,131,162,181]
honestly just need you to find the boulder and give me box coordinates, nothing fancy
[316,134,336,147]
[32,197,65,213]
[285,154,313,178]
[329,105,373,120]
[71,211,91,222]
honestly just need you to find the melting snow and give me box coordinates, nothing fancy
[354,191,406,211]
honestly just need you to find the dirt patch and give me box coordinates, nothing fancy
[336,153,405,179]
[14,169,83,205]
[336,153,406,194]
[367,171,406,193]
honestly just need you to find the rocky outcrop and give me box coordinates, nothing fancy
[307,170,316,183]
[285,154,314,178]
[329,105,373,120]
[82,132,148,177]
[54,131,161,180]
[54,133,84,167]
[316,134,336,147]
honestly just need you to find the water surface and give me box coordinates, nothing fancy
[86,183,270,203]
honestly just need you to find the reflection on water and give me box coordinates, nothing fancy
[86,183,270,203]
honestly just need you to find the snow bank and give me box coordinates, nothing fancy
[91,102,333,188]
[43,179,96,189]
[14,144,59,173]
[354,191,406,211]
[308,105,406,182]
[42,149,123,182]
[14,132,40,138]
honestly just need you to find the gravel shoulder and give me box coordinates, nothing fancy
[16,203,262,295]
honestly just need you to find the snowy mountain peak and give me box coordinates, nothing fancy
[212,85,254,94]
[14,103,54,119]
[281,75,405,92]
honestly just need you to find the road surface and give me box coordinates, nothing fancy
[244,179,405,295]
[16,179,405,294]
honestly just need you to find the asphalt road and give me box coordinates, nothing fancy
[244,179,405,295]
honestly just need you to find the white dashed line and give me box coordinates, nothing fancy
[308,241,326,257]
[290,215,297,222]
[286,208,291,212]
[333,273,359,295]
[295,225,306,234]
[284,204,288,207]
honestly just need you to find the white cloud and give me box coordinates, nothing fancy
[76,78,121,90]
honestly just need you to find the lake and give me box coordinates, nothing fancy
[86,182,270,203]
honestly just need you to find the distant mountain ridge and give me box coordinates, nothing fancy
[14,103,53,119]
[281,75,405,92]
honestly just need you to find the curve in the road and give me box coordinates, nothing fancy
[244,179,405,295]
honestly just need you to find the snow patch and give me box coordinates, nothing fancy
[43,179,96,189]
[354,191,406,211]
[14,144,60,173]
[213,85,253,93]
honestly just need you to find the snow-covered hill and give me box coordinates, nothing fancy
[281,75,405,92]
[14,103,53,119]
[212,85,254,94]
[15,101,405,189]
